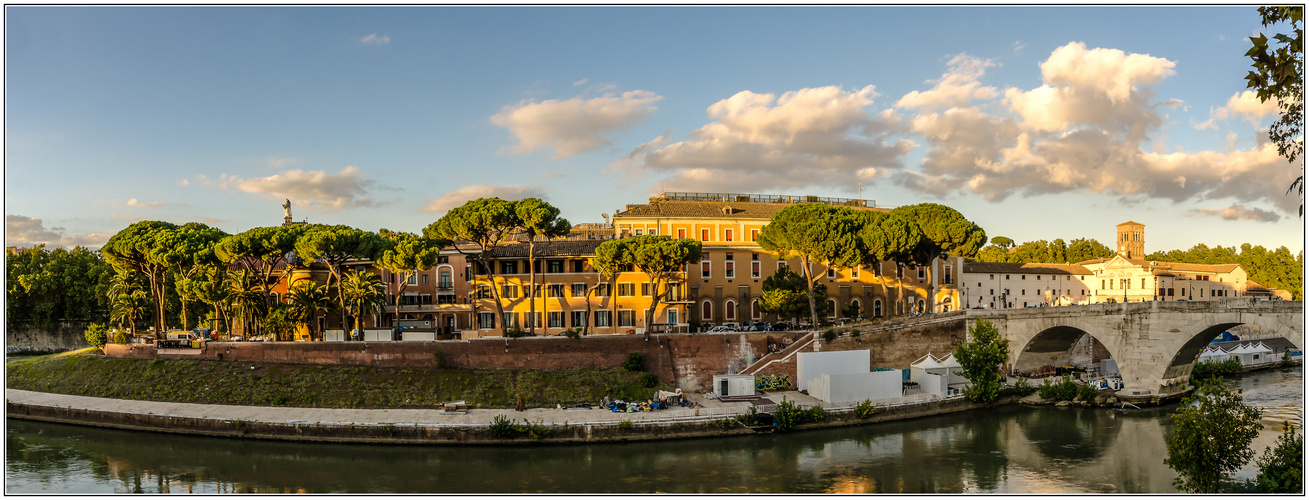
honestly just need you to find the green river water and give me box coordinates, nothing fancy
[5,365,1301,493]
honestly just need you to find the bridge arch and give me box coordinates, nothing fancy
[1012,325,1121,376]
[1158,314,1304,393]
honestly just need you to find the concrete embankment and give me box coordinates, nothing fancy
[5,389,1012,446]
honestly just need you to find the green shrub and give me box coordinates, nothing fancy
[822,329,837,342]
[1190,358,1243,386]
[738,405,759,426]
[716,418,737,431]
[504,327,527,338]
[622,352,644,371]
[112,330,128,345]
[854,399,876,418]
[639,372,659,388]
[562,328,580,339]
[773,398,802,432]
[807,405,827,423]
[999,378,1037,398]
[617,419,632,430]
[1037,375,1094,401]
[83,323,108,348]
[490,414,516,438]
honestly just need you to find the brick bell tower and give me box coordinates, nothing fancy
[1116,221,1145,260]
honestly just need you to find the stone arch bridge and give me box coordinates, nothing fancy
[966,298,1303,398]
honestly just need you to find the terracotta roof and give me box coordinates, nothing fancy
[481,239,605,258]
[1083,257,1242,274]
[615,200,888,220]
[962,260,1092,275]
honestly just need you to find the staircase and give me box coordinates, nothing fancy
[740,331,818,376]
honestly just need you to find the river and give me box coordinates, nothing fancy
[6,365,1301,493]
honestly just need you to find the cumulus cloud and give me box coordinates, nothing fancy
[491,90,663,158]
[1190,203,1282,222]
[5,214,111,249]
[360,34,390,45]
[896,54,999,111]
[1194,90,1282,129]
[609,85,914,192]
[421,184,548,214]
[189,166,379,212]
[1004,42,1174,140]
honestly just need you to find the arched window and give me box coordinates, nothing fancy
[725,300,737,321]
[917,299,926,313]
[751,299,761,320]
[873,299,883,318]
[827,299,837,318]
[850,299,861,318]
[701,300,713,321]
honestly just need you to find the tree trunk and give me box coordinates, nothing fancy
[802,257,818,329]
[528,238,537,335]
[645,280,663,340]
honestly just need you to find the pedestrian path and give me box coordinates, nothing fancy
[6,389,793,428]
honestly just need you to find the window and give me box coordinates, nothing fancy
[548,260,564,273]
[572,260,584,273]
[667,309,679,325]
[438,256,449,265]
[407,274,417,285]
[475,286,493,299]
[725,229,734,242]
[571,311,587,328]
[548,311,563,328]
[634,229,643,236]
[701,301,713,320]
[547,284,564,298]
[501,285,519,298]
[618,310,636,327]
[571,283,586,297]
[641,283,651,296]
[524,313,542,329]
[465,265,472,281]
[618,283,635,297]
[596,283,611,297]
[873,299,883,318]
[990,289,994,295]
[421,274,429,285]
[677,228,686,238]
[751,261,761,279]
[595,311,612,327]
[701,229,710,241]
[850,299,861,317]
[852,266,860,279]
[701,261,711,279]
[501,261,519,274]
[827,266,837,279]
[751,229,759,242]
[778,261,788,271]
[724,261,735,279]
[751,300,761,320]
[502,312,518,328]
[827,299,837,318]
[917,266,925,280]
[725,300,737,321]
[1141,278,1146,289]
[1021,275,1026,280]
[478,312,495,329]
[943,265,952,284]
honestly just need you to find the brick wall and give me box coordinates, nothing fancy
[103,332,807,392]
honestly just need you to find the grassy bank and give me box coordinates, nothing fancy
[5,349,666,409]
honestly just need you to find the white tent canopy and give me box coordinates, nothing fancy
[934,353,967,385]
[909,353,945,385]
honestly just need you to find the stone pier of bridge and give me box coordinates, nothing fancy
[966,298,1303,398]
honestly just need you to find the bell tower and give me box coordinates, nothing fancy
[1116,221,1145,260]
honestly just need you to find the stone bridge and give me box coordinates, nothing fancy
[966,298,1303,397]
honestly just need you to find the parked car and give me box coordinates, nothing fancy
[707,325,736,333]
[771,322,793,331]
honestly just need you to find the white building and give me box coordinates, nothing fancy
[959,262,1093,309]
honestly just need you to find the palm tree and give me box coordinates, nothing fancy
[110,290,150,337]
[341,270,387,339]
[228,269,265,339]
[287,281,334,341]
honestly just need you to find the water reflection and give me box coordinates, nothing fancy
[6,366,1300,494]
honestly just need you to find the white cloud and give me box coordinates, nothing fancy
[421,184,547,214]
[491,90,663,158]
[896,54,999,111]
[572,78,589,87]
[5,214,111,249]
[124,198,170,209]
[1190,203,1282,222]
[189,166,379,212]
[1004,42,1174,139]
[1013,40,1027,54]
[1195,90,1282,129]
[610,85,913,192]
[360,34,390,45]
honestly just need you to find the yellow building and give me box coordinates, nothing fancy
[612,192,963,328]
[1078,221,1254,303]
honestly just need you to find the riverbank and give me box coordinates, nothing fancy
[5,388,1015,445]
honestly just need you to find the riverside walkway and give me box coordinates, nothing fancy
[5,389,831,429]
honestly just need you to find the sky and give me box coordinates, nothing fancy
[5,5,1305,256]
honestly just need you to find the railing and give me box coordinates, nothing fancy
[654,192,874,208]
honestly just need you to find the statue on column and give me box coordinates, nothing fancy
[282,198,293,224]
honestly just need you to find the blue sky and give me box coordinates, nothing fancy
[5,6,1304,255]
